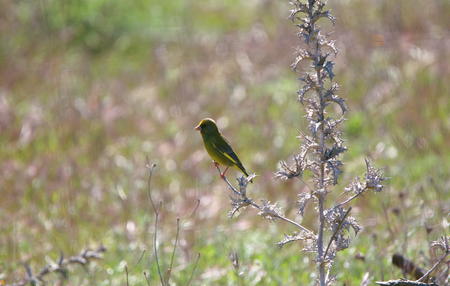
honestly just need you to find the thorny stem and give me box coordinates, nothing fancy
[285,1,384,284]
[323,207,352,261]
[332,187,368,210]
[215,166,314,235]
[311,6,327,286]
[317,196,326,286]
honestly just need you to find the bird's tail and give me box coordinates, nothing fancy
[237,164,253,183]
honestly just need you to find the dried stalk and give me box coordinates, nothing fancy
[145,161,201,286]
[215,1,386,285]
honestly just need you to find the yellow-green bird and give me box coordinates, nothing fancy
[195,118,251,180]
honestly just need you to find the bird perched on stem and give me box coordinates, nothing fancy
[195,118,252,181]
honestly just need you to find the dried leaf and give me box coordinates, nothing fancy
[277,230,313,248]
[297,83,313,103]
[297,192,314,216]
[292,49,311,71]
[324,145,347,160]
[258,200,283,221]
[364,159,385,192]
[326,160,343,185]
[323,61,335,79]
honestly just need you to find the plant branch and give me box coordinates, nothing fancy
[323,207,352,260]
[214,164,242,197]
[144,271,151,286]
[153,201,165,286]
[215,166,314,235]
[186,253,201,286]
[333,187,368,210]
[145,157,157,213]
[165,217,180,284]
[7,246,106,286]
[416,251,449,282]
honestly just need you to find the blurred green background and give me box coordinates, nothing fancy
[0,0,449,285]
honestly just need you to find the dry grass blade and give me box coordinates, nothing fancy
[186,253,201,286]
[144,271,151,286]
[153,201,165,286]
[125,266,129,286]
[164,218,180,284]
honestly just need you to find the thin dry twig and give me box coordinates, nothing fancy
[186,253,201,286]
[189,199,201,217]
[332,188,368,210]
[135,249,146,266]
[144,160,166,286]
[144,271,151,286]
[145,157,157,213]
[153,201,165,286]
[145,161,201,285]
[165,218,180,283]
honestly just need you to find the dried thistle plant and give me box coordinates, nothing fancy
[215,1,386,285]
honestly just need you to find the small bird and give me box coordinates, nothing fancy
[195,118,251,180]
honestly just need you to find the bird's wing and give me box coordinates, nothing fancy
[211,134,243,167]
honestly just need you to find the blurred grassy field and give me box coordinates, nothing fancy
[0,0,449,285]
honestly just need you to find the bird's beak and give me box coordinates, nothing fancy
[194,124,201,131]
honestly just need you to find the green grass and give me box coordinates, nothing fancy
[0,0,449,285]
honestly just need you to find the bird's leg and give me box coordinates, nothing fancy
[220,166,229,179]
[213,162,229,179]
[213,161,222,174]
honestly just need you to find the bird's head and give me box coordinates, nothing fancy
[195,118,219,134]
